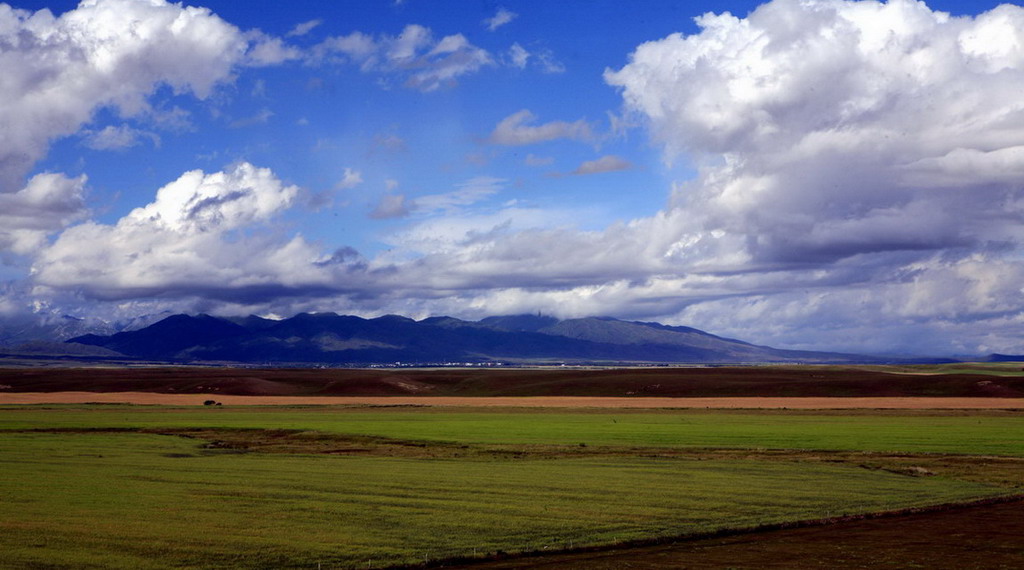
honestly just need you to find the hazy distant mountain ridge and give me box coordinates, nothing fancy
[64,312,880,365]
[0,310,180,349]
[540,318,753,349]
[0,341,123,358]
[0,314,115,346]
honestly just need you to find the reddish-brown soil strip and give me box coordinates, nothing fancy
[1,392,1023,408]
[452,498,1024,569]
[3,366,1023,399]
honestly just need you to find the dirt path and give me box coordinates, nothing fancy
[2,392,1023,408]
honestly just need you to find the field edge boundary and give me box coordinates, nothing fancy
[400,493,1024,569]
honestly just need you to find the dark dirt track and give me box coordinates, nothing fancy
[452,499,1024,569]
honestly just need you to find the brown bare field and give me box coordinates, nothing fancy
[1,365,1023,399]
[2,391,1024,408]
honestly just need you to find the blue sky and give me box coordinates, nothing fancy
[2,0,1024,356]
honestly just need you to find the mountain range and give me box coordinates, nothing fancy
[51,312,909,365]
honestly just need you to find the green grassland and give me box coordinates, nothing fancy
[3,405,1024,456]
[1,405,1022,568]
[861,361,1024,376]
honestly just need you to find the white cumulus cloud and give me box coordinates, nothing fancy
[0,0,254,193]
[370,193,411,219]
[504,43,564,73]
[573,155,632,175]
[287,19,322,38]
[311,24,492,91]
[245,31,302,66]
[484,8,517,31]
[125,162,298,232]
[0,172,88,256]
[335,168,363,190]
[604,0,1024,264]
[488,109,593,145]
[415,176,505,214]
[30,163,321,300]
[508,43,530,68]
[81,124,160,151]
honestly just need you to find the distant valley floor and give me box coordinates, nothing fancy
[3,392,1024,408]
[2,364,1024,400]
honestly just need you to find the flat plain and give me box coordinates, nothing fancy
[1,364,1022,568]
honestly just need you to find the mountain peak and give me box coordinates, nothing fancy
[480,314,560,332]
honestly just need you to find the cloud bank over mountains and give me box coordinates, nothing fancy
[3,0,1024,356]
[602,0,1024,353]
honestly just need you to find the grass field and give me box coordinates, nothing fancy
[3,405,1024,456]
[1,404,1022,568]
